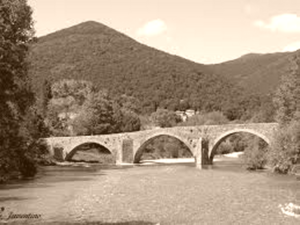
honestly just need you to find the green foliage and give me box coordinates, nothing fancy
[41,79,52,117]
[70,87,141,135]
[138,136,193,161]
[181,111,229,126]
[151,108,182,128]
[208,52,293,96]
[46,79,93,135]
[29,21,246,117]
[27,21,281,121]
[113,94,141,132]
[216,140,233,155]
[72,90,116,135]
[236,94,275,122]
[20,107,50,165]
[20,106,50,139]
[115,94,141,114]
[18,155,37,177]
[268,55,300,174]
[273,55,300,124]
[118,108,141,132]
[248,98,275,123]
[215,133,254,155]
[213,133,269,170]
[267,121,300,174]
[0,0,37,182]
[45,79,142,136]
[241,136,268,170]
[70,144,115,164]
[139,115,154,130]
[50,79,93,102]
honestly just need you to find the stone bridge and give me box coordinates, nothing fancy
[44,123,279,168]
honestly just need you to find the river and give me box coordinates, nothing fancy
[0,158,300,224]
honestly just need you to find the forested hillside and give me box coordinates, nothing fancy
[207,51,299,95]
[28,21,242,116]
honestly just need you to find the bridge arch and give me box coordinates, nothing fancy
[65,141,113,161]
[134,133,194,163]
[209,128,271,161]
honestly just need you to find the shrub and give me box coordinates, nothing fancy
[19,156,37,178]
[267,121,300,174]
[139,115,153,130]
[216,139,234,155]
[151,108,182,128]
[33,140,57,166]
[241,136,268,170]
[215,134,249,155]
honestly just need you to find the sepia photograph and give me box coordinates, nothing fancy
[0,0,300,224]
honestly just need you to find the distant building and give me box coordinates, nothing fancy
[176,109,196,122]
[185,109,195,117]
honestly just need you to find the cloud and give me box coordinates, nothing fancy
[283,41,300,52]
[254,14,300,33]
[136,19,167,37]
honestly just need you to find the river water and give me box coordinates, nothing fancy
[0,158,300,224]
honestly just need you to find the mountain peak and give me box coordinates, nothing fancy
[68,20,112,31]
[38,20,122,43]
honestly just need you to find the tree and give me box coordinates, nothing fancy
[151,108,182,128]
[41,79,52,117]
[273,55,300,124]
[267,55,300,173]
[72,90,116,135]
[115,94,141,114]
[267,121,300,173]
[242,136,268,170]
[113,94,141,132]
[0,0,36,181]
[248,95,275,123]
[118,108,141,132]
[46,79,93,135]
[45,79,142,136]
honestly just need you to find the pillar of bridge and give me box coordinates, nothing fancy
[195,138,212,169]
[195,138,203,169]
[116,138,134,165]
[202,138,212,165]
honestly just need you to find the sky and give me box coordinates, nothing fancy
[27,0,300,64]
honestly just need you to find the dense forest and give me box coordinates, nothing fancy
[207,52,296,95]
[29,21,252,119]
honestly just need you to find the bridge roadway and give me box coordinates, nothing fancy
[44,123,279,168]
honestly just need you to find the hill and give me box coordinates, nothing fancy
[207,51,300,95]
[28,21,241,115]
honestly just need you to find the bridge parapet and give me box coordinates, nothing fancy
[43,122,279,167]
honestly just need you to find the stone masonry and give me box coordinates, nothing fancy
[43,123,279,168]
